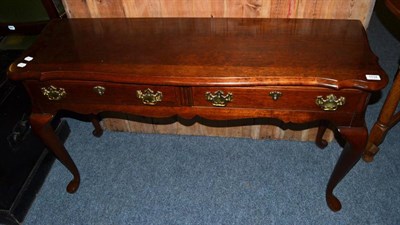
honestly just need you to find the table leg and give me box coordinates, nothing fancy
[316,121,329,149]
[326,126,367,212]
[30,113,80,193]
[90,114,103,137]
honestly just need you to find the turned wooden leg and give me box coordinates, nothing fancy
[364,69,400,162]
[364,123,387,162]
[316,121,329,149]
[326,126,367,212]
[90,114,103,137]
[30,113,80,193]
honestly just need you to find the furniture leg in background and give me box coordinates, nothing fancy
[364,0,400,162]
[364,68,400,162]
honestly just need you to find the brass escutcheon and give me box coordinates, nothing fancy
[136,88,163,105]
[205,90,233,107]
[269,91,282,101]
[93,86,106,96]
[315,94,345,111]
[41,85,66,101]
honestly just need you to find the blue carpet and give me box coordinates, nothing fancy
[23,13,400,225]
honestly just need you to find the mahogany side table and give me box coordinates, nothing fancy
[7,18,387,212]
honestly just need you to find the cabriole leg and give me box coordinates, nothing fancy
[316,121,329,149]
[30,113,80,193]
[326,126,367,212]
[90,114,103,137]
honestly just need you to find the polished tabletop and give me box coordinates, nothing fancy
[9,18,386,91]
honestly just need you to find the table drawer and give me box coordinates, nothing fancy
[26,81,180,106]
[193,87,368,112]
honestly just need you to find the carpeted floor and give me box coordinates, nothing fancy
[21,11,400,225]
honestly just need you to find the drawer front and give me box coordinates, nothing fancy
[193,87,368,113]
[26,81,180,106]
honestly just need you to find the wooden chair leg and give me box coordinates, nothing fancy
[364,68,400,162]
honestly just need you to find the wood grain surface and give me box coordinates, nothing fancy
[62,0,376,27]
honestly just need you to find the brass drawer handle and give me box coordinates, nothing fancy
[205,90,233,107]
[41,85,66,101]
[136,88,163,105]
[93,86,105,96]
[315,94,345,111]
[269,91,282,101]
